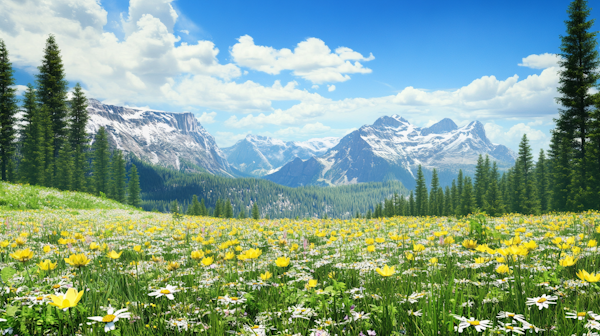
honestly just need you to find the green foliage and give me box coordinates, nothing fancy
[0,39,18,182]
[127,164,141,208]
[92,127,110,195]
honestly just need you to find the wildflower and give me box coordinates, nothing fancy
[408,309,423,317]
[275,256,290,267]
[375,265,395,277]
[191,250,204,260]
[577,269,600,283]
[566,311,593,320]
[462,240,478,249]
[559,255,576,267]
[90,242,100,250]
[88,305,131,333]
[201,256,214,266]
[496,311,526,323]
[588,239,598,247]
[107,250,122,260]
[133,245,142,252]
[15,237,26,246]
[38,259,57,271]
[166,262,180,271]
[474,257,487,264]
[49,288,84,311]
[452,315,492,333]
[224,251,235,260]
[260,271,272,280]
[496,321,525,334]
[10,248,34,262]
[496,264,511,274]
[148,285,179,300]
[43,245,52,253]
[405,252,414,260]
[65,254,91,268]
[429,257,438,265]
[525,294,558,310]
[413,244,425,252]
[366,245,376,252]
[307,279,318,288]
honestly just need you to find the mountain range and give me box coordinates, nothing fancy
[86,100,516,189]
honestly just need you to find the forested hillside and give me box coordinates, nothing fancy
[134,158,408,219]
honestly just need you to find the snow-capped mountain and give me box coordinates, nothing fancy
[86,99,233,176]
[264,115,516,189]
[222,135,340,177]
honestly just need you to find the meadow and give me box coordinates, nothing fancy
[0,206,599,335]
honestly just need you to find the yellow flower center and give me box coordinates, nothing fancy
[160,289,171,294]
[537,298,547,303]
[506,326,514,330]
[102,314,116,322]
[230,297,238,301]
[578,312,587,317]
[36,296,43,301]
[252,325,259,329]
[52,284,60,289]
[469,320,480,326]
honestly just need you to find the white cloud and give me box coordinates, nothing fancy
[273,122,332,137]
[485,122,549,158]
[213,131,250,147]
[327,85,336,92]
[11,85,28,96]
[179,29,189,35]
[230,35,374,84]
[312,84,319,90]
[197,111,216,124]
[122,0,178,36]
[518,53,561,69]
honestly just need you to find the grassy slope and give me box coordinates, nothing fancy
[0,182,136,211]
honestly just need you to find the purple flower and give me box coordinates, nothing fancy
[367,331,376,336]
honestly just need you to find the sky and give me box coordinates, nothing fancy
[0,0,595,156]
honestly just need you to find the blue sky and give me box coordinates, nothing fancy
[1,0,595,156]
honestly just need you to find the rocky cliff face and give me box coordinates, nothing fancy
[265,115,516,188]
[86,99,233,176]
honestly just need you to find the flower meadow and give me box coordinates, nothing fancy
[0,209,599,335]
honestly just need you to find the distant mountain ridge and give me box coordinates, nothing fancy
[264,115,516,189]
[222,135,340,177]
[86,99,233,176]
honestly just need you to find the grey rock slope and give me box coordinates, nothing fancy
[86,99,233,176]
[264,115,516,189]
[222,135,339,177]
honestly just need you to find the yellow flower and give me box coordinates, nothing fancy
[43,245,52,253]
[243,248,262,260]
[89,242,99,250]
[224,251,235,260]
[405,252,414,260]
[191,250,204,260]
[133,245,142,252]
[275,256,290,268]
[523,241,538,250]
[200,256,213,267]
[166,262,180,271]
[15,237,26,246]
[366,245,376,252]
[107,250,122,260]
[429,257,438,265]
[328,271,336,279]
[496,264,511,274]
[10,248,34,262]
[443,236,455,245]
[260,271,272,280]
[577,269,600,283]
[376,264,395,277]
[462,240,478,249]
[474,257,486,264]
[365,238,374,245]
[0,241,9,248]
[559,255,576,267]
[375,237,385,243]
[307,279,318,288]
[413,244,425,252]
[433,230,448,237]
[38,259,57,271]
[64,254,91,268]
[588,239,598,248]
[48,288,84,311]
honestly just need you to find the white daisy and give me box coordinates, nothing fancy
[452,315,492,333]
[148,285,179,300]
[497,311,526,323]
[497,321,525,334]
[525,294,558,310]
[87,305,131,333]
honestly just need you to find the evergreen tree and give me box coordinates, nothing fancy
[450,180,457,213]
[516,134,540,214]
[252,202,259,219]
[92,127,110,195]
[408,191,415,216]
[238,207,246,219]
[366,209,372,219]
[41,106,54,188]
[549,132,571,211]
[214,199,222,218]
[460,176,476,215]
[112,150,126,203]
[170,199,180,214]
[429,169,440,216]
[55,141,73,190]
[444,186,452,216]
[474,154,489,209]
[536,149,551,212]
[188,195,201,216]
[225,199,233,218]
[127,164,141,207]
[436,187,444,216]
[200,198,207,216]
[19,85,45,186]
[69,84,89,192]
[415,165,428,216]
[0,39,18,181]
[36,35,69,161]
[484,161,504,216]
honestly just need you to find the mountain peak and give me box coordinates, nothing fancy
[421,118,458,136]
[372,115,410,128]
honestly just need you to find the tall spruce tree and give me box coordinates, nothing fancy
[0,39,18,181]
[92,127,110,195]
[127,164,141,207]
[444,186,452,216]
[536,149,551,212]
[200,198,207,216]
[553,0,599,210]
[112,150,126,203]
[516,134,539,214]
[408,191,415,216]
[429,169,440,216]
[225,199,233,218]
[415,165,428,216]
[19,85,45,186]
[69,84,89,192]
[252,202,259,219]
[36,35,69,168]
[41,105,54,187]
[484,161,504,216]
[460,176,476,216]
[473,154,487,209]
[55,141,73,190]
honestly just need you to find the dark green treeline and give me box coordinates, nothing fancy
[0,35,140,206]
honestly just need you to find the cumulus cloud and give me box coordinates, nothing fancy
[213,131,251,147]
[11,85,28,96]
[485,122,549,158]
[518,53,562,69]
[197,111,216,124]
[327,85,336,92]
[273,122,332,137]
[230,35,374,84]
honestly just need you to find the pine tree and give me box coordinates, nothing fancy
[252,202,259,219]
[473,154,487,209]
[200,198,207,216]
[112,150,126,203]
[484,161,504,216]
[549,132,571,211]
[429,169,440,216]
[0,39,18,181]
[415,165,428,216]
[188,195,201,216]
[536,149,551,212]
[127,164,141,207]
[460,176,476,215]
[36,35,69,169]
[41,106,54,188]
[69,84,89,192]
[553,0,599,209]
[408,191,415,216]
[225,199,233,218]
[444,186,452,216]
[214,199,222,218]
[19,85,45,185]
[55,141,73,190]
[450,180,457,213]
[92,127,110,196]
[238,207,246,219]
[517,134,540,214]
